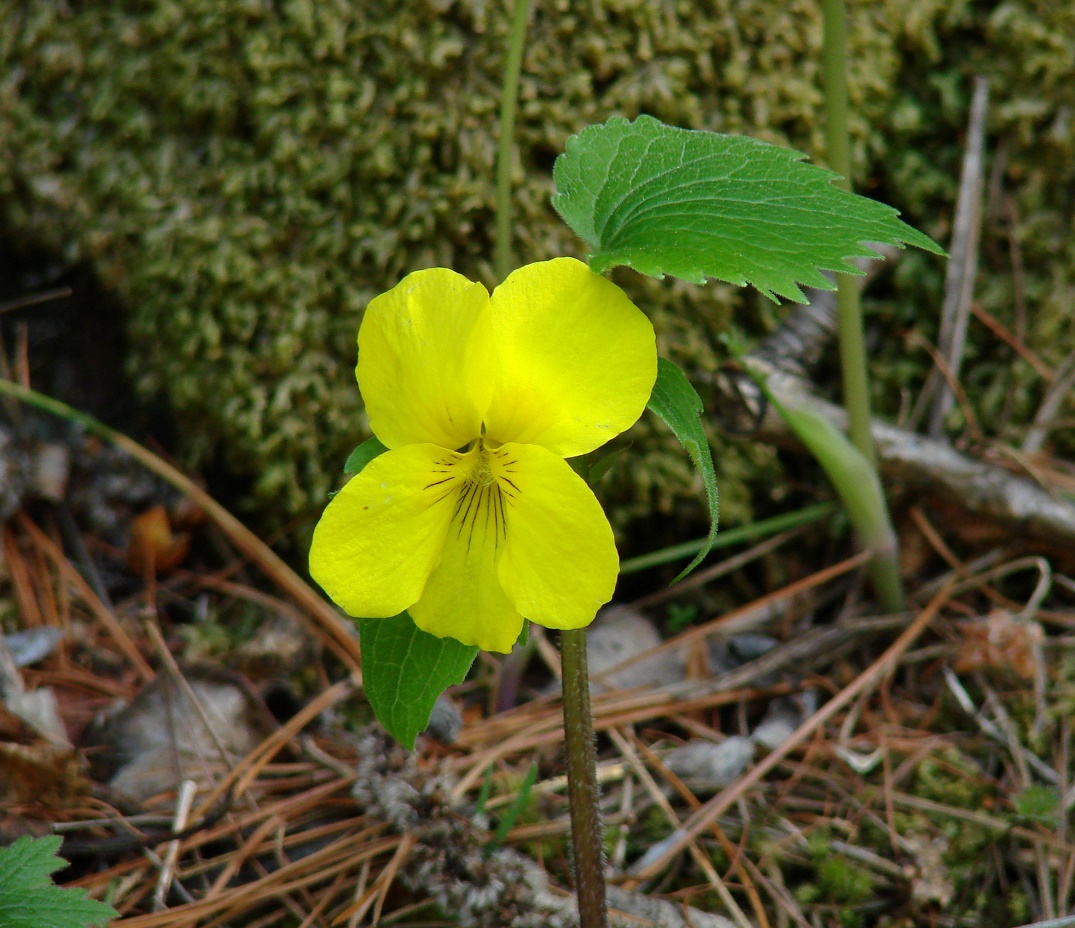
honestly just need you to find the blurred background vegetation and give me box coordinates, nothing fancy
[1,0,1072,552]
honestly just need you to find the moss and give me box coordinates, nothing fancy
[795,831,876,909]
[908,748,1011,910]
[818,856,876,906]
[1012,784,1061,827]
[2,0,1074,532]
[913,747,989,811]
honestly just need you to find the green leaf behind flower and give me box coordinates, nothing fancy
[646,357,719,581]
[344,436,388,475]
[0,836,116,928]
[359,612,477,749]
[552,115,945,302]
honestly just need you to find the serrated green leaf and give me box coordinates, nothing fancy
[344,436,388,475]
[0,836,116,928]
[359,612,477,749]
[553,114,945,302]
[646,357,718,582]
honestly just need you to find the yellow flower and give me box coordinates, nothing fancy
[309,257,657,653]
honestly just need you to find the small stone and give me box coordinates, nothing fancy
[663,736,755,790]
[4,627,65,668]
[585,607,684,692]
[751,697,803,752]
[424,694,463,744]
[30,442,71,502]
[728,633,780,662]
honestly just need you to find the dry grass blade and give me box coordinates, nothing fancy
[15,512,154,679]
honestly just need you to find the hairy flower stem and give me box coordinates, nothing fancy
[560,627,608,928]
[494,0,532,283]
[821,0,906,613]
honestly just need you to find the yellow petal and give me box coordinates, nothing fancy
[409,448,523,653]
[309,444,456,618]
[483,257,657,457]
[358,268,494,450]
[496,443,618,630]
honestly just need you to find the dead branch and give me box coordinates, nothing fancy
[711,284,1075,551]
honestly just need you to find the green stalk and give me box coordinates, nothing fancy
[821,0,905,612]
[779,401,905,612]
[821,0,875,467]
[494,0,532,283]
[833,276,874,464]
[560,627,608,928]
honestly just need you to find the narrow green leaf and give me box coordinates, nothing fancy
[618,501,838,575]
[344,436,388,475]
[646,357,719,581]
[0,836,117,928]
[475,765,495,817]
[728,349,898,562]
[488,761,539,852]
[569,445,630,486]
[359,612,477,750]
[775,397,907,612]
[777,402,896,556]
[553,115,945,302]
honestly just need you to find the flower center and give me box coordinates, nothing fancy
[442,439,518,554]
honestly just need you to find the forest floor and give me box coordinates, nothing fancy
[2,354,1075,928]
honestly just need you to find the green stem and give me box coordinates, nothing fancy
[820,0,852,187]
[822,0,905,611]
[821,0,875,468]
[833,275,875,466]
[491,0,539,727]
[867,548,906,615]
[494,0,532,283]
[560,627,607,928]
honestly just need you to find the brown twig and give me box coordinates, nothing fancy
[922,75,989,436]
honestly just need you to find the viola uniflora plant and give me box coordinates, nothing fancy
[310,116,943,753]
[309,257,656,654]
[308,110,943,928]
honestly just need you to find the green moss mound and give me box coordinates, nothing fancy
[2,0,1073,536]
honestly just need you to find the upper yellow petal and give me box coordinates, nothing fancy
[358,268,494,450]
[482,257,657,458]
[309,444,456,618]
[496,442,619,630]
